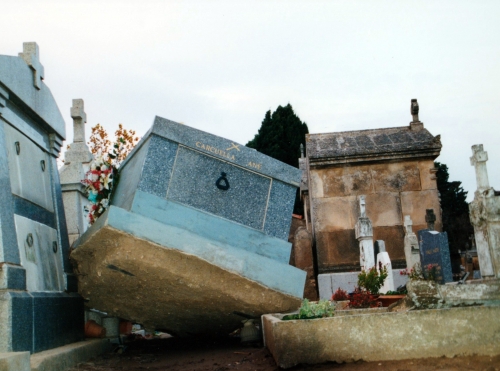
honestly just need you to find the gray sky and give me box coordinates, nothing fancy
[3,1,499,200]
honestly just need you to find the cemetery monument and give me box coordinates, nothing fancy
[0,43,83,354]
[71,117,307,336]
[302,99,442,274]
[418,209,453,284]
[469,144,500,278]
[59,99,93,246]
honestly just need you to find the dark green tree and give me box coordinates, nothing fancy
[247,104,309,214]
[247,104,309,168]
[435,162,474,255]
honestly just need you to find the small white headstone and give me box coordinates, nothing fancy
[404,215,420,270]
[376,240,395,294]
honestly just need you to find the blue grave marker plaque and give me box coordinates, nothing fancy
[418,230,453,284]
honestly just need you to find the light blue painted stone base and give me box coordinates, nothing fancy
[80,206,305,298]
[130,191,292,264]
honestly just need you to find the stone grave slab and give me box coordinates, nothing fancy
[0,43,83,353]
[418,230,453,284]
[71,117,306,336]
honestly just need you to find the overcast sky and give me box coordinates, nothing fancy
[3,1,499,201]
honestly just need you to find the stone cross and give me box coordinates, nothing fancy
[404,215,413,235]
[359,195,366,218]
[411,99,419,122]
[18,42,44,90]
[70,99,87,143]
[469,144,496,278]
[425,209,436,231]
[470,144,490,190]
[355,195,374,270]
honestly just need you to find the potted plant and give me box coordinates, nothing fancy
[331,288,350,310]
[282,299,334,320]
[348,265,388,309]
[378,290,407,307]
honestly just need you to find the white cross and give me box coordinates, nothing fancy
[71,99,87,143]
[18,42,44,90]
[470,144,490,190]
[404,215,413,235]
[359,195,366,218]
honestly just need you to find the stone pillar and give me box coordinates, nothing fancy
[425,209,436,231]
[59,99,93,246]
[355,196,375,270]
[403,215,420,270]
[469,144,499,278]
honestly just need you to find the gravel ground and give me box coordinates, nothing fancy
[67,336,500,371]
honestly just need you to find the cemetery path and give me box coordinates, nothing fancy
[68,336,500,371]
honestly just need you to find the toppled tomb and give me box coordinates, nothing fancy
[71,117,306,336]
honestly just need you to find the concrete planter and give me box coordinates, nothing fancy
[262,305,500,369]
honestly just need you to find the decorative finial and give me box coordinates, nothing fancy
[425,209,436,231]
[411,99,419,122]
[300,143,304,158]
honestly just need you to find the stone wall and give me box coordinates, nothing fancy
[310,159,441,273]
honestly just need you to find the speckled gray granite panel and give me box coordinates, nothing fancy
[13,195,55,228]
[263,180,296,240]
[50,159,73,276]
[32,292,84,353]
[168,146,270,230]
[0,119,20,264]
[0,264,26,290]
[147,116,301,186]
[112,137,151,210]
[137,135,178,198]
[418,229,453,284]
[10,291,33,352]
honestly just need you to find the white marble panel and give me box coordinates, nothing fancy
[4,122,53,211]
[15,214,63,291]
[317,273,333,300]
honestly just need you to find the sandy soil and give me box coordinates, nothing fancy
[68,336,500,371]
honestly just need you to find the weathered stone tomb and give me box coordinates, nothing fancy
[303,99,442,274]
[71,117,306,336]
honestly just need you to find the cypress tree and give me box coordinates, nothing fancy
[247,104,309,214]
[435,162,474,255]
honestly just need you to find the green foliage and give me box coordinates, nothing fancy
[357,266,388,295]
[282,299,334,320]
[246,104,309,168]
[247,104,309,214]
[435,162,474,254]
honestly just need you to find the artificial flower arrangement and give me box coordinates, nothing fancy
[81,124,139,225]
[81,153,115,225]
[400,262,438,282]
